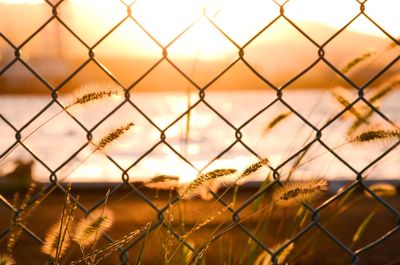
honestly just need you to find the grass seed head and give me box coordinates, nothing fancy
[95,122,134,151]
[180,168,237,199]
[340,51,375,74]
[73,208,114,247]
[145,175,180,190]
[263,112,292,136]
[350,128,400,144]
[273,179,328,207]
[41,223,71,258]
[66,83,123,109]
[239,158,269,180]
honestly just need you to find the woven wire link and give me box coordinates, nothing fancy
[0,0,399,264]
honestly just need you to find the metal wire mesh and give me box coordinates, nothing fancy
[0,0,399,264]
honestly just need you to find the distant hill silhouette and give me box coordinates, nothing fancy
[0,21,397,94]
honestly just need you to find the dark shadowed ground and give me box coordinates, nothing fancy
[0,183,399,265]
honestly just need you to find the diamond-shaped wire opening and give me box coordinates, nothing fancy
[131,0,202,46]
[163,102,238,168]
[204,61,276,127]
[284,225,354,264]
[318,184,399,261]
[283,0,360,45]
[167,17,239,87]
[241,102,317,169]
[21,107,88,170]
[94,19,162,88]
[0,60,51,101]
[324,16,398,87]
[320,110,398,175]
[243,17,319,88]
[207,0,279,47]
[131,60,199,128]
[19,20,89,88]
[0,2,52,45]
[88,103,160,171]
[57,0,127,46]
[277,61,362,127]
[127,143,198,184]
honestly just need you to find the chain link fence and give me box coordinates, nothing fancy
[0,0,399,264]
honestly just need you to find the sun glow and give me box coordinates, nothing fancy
[0,0,399,59]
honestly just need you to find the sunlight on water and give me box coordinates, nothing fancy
[0,90,399,183]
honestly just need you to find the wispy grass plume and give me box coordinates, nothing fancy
[180,169,237,199]
[238,158,269,182]
[41,223,72,259]
[145,175,180,190]
[73,208,114,248]
[262,112,292,136]
[94,122,134,151]
[347,78,399,136]
[340,51,376,74]
[272,179,328,207]
[332,90,365,121]
[65,83,123,109]
[349,128,400,144]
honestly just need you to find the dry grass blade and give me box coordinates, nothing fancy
[70,222,152,265]
[254,242,294,265]
[347,78,399,136]
[350,128,400,144]
[94,122,134,151]
[187,203,233,235]
[262,112,292,136]
[347,109,375,136]
[332,91,365,121]
[272,179,328,207]
[180,169,237,199]
[340,51,375,74]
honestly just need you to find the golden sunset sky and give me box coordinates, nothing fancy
[0,0,399,60]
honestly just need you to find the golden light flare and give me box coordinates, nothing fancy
[0,0,398,58]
